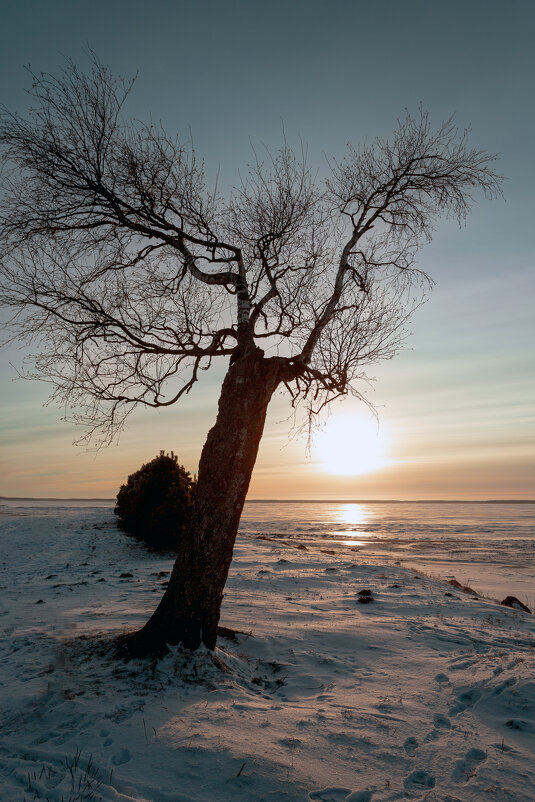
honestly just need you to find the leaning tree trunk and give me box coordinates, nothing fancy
[121,349,281,657]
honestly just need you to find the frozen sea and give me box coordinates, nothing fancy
[1,496,535,799]
[1,497,534,607]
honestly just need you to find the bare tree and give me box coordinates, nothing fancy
[0,58,501,656]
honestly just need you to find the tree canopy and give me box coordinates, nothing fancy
[0,57,502,446]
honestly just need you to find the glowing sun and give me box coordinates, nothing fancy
[314,416,387,476]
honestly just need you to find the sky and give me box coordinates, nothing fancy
[0,0,533,500]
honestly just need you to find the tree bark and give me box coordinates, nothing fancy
[120,349,281,657]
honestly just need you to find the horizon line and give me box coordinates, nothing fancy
[1,496,534,504]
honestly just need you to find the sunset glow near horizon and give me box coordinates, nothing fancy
[0,1,533,501]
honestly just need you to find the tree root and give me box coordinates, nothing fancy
[115,624,253,660]
[216,625,253,642]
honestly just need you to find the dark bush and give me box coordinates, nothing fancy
[115,451,195,550]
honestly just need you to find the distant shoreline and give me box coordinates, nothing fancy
[1,497,534,504]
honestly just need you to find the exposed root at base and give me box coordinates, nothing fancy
[217,625,253,642]
[115,624,254,660]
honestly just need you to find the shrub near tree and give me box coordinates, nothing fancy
[115,452,195,551]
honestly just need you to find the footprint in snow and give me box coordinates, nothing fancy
[403,736,418,755]
[279,736,302,748]
[111,747,131,765]
[425,712,451,742]
[403,770,435,791]
[449,687,481,716]
[505,718,532,732]
[433,713,451,729]
[451,747,486,783]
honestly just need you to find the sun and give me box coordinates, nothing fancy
[314,416,388,476]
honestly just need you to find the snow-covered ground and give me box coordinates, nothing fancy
[0,507,534,801]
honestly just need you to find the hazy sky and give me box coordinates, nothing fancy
[0,0,533,499]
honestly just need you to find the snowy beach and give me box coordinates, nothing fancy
[0,503,534,801]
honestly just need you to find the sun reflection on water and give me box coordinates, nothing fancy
[337,540,368,547]
[331,504,375,547]
[337,503,371,528]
